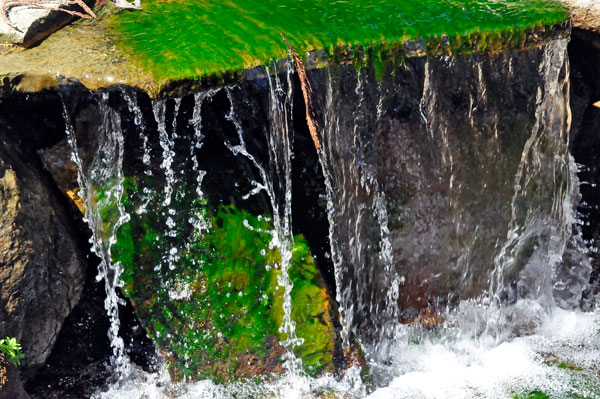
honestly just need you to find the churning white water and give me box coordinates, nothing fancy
[93,304,599,399]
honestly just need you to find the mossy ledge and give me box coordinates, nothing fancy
[0,0,570,97]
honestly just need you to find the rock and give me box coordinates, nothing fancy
[306,36,577,345]
[0,356,29,399]
[39,139,83,213]
[0,0,569,96]
[568,28,600,307]
[559,0,600,33]
[0,129,86,373]
[0,0,96,49]
[37,88,354,382]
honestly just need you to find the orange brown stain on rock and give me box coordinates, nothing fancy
[401,306,445,329]
[66,188,85,213]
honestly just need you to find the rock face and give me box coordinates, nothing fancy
[0,126,86,372]
[308,35,586,347]
[569,28,600,307]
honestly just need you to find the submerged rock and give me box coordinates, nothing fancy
[0,127,86,373]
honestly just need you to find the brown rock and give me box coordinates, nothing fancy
[559,0,600,33]
[0,130,86,373]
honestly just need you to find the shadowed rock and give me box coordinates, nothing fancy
[0,126,86,374]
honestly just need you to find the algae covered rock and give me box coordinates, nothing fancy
[51,86,348,382]
[112,195,338,380]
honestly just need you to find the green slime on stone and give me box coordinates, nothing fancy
[104,177,336,381]
[106,0,569,82]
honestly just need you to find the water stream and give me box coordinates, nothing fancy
[63,92,131,378]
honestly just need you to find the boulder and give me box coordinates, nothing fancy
[559,0,600,33]
[38,88,356,382]
[0,0,96,50]
[0,129,86,373]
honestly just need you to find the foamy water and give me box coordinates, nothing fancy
[93,305,599,399]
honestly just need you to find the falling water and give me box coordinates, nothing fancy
[316,68,402,362]
[223,60,302,373]
[52,35,598,399]
[63,92,131,377]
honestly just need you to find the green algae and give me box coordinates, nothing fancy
[513,392,550,399]
[106,0,569,82]
[106,177,336,381]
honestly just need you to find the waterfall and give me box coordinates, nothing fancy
[306,36,590,387]
[316,68,402,366]
[223,59,303,373]
[63,91,131,377]
[55,32,599,398]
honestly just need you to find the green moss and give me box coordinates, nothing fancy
[105,0,569,81]
[513,392,550,399]
[103,177,336,381]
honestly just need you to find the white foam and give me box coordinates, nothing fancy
[94,306,599,399]
[368,306,600,399]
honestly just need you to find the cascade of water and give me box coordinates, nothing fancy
[316,68,401,358]
[123,91,152,171]
[152,99,182,272]
[486,39,581,337]
[318,72,351,350]
[188,91,215,234]
[62,91,131,378]
[123,91,154,217]
[223,60,303,373]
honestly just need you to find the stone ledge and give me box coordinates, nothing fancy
[559,0,600,33]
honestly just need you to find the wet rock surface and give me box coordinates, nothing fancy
[0,358,29,399]
[0,92,155,399]
[307,39,578,343]
[48,86,348,381]
[0,117,87,373]
[25,258,157,399]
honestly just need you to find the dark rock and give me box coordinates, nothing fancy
[25,257,157,399]
[306,37,579,345]
[0,123,86,373]
[569,28,600,306]
[0,356,29,399]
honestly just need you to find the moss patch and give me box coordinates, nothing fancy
[106,0,569,81]
[107,177,336,381]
